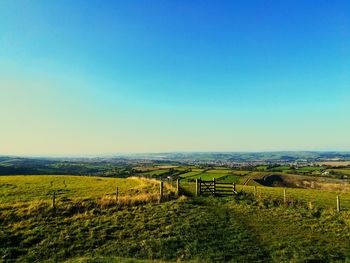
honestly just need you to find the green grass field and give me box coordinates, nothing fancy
[182,170,251,183]
[0,175,174,203]
[269,165,291,171]
[299,166,327,171]
[185,173,228,181]
[1,175,350,262]
[216,174,241,183]
[182,180,350,211]
[327,168,350,175]
[238,184,350,211]
[183,169,233,181]
[205,169,231,174]
[138,169,169,176]
[0,175,144,202]
[179,171,203,178]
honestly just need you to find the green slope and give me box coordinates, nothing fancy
[1,175,350,262]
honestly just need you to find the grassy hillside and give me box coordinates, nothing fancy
[0,175,175,204]
[238,184,350,210]
[1,175,350,262]
[181,180,350,211]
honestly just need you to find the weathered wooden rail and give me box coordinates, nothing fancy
[196,178,238,196]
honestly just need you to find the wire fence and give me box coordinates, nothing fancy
[238,185,350,211]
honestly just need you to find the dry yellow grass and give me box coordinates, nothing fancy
[156,165,179,169]
[100,193,161,208]
[0,176,177,211]
[296,181,350,192]
[100,177,176,208]
[317,161,350,167]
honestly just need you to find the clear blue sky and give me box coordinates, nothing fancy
[1,0,349,155]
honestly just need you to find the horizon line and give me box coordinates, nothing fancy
[1,150,350,159]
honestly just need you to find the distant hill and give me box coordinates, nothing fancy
[117,151,350,162]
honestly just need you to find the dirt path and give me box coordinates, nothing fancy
[225,201,350,262]
[190,199,270,262]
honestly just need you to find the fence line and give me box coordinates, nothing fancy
[239,184,348,212]
[39,177,350,212]
[190,177,349,212]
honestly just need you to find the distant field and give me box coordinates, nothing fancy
[327,169,350,175]
[240,171,269,183]
[182,171,265,185]
[138,169,168,176]
[254,165,268,171]
[206,169,232,174]
[191,168,205,172]
[217,174,241,183]
[173,166,200,171]
[155,165,179,169]
[180,171,203,178]
[318,161,350,167]
[269,166,291,171]
[185,172,228,181]
[181,169,236,181]
[231,170,250,176]
[134,166,156,171]
[296,166,325,172]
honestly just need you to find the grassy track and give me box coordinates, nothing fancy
[226,200,350,262]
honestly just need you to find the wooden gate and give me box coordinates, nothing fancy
[196,178,238,196]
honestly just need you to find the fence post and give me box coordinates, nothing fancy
[213,178,216,196]
[116,186,119,202]
[232,183,236,194]
[159,181,164,203]
[176,179,180,197]
[52,191,56,209]
[283,188,287,204]
[254,186,257,197]
[337,195,340,212]
[195,179,199,197]
[308,201,313,210]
